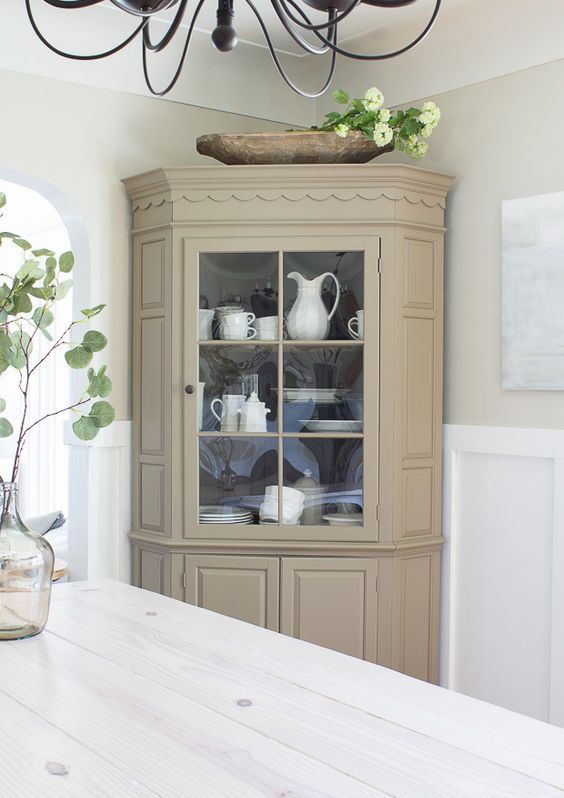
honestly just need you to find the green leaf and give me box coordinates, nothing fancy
[89,400,115,429]
[82,330,107,353]
[32,248,55,257]
[7,331,32,369]
[81,304,105,319]
[72,416,99,441]
[30,286,54,300]
[0,332,11,353]
[12,291,33,315]
[324,112,342,121]
[32,306,55,330]
[0,193,5,210]
[0,398,6,413]
[44,257,57,287]
[59,251,75,273]
[65,345,93,369]
[0,352,8,375]
[87,367,112,399]
[0,232,18,239]
[12,238,31,251]
[333,89,349,105]
[0,418,13,438]
[16,259,43,281]
[55,279,73,301]
[403,119,419,135]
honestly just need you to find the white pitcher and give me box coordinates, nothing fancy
[286,271,340,340]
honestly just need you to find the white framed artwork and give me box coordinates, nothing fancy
[502,191,564,390]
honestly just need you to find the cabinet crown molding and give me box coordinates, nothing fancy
[123,164,455,212]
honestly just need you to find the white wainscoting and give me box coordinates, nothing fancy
[442,424,564,726]
[64,420,132,584]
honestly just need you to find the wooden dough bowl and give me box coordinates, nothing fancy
[196,131,394,165]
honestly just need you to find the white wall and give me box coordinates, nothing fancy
[4,2,313,127]
[0,67,289,420]
[0,66,289,581]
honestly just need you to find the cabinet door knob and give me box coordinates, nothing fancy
[185,384,195,395]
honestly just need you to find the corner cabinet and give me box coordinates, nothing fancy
[123,164,453,683]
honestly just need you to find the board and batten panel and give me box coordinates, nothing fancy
[450,450,554,720]
[184,555,280,631]
[281,558,378,662]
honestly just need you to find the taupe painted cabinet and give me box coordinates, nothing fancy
[124,164,453,683]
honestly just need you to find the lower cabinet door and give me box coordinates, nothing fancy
[184,555,279,631]
[281,557,378,661]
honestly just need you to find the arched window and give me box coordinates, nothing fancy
[0,178,72,558]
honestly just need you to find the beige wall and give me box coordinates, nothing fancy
[0,68,287,420]
[374,59,564,429]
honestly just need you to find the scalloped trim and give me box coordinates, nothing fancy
[132,189,446,212]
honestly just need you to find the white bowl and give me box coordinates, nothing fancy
[322,513,363,527]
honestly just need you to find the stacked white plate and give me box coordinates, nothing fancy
[199,506,253,524]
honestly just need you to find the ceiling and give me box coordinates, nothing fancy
[96,0,461,58]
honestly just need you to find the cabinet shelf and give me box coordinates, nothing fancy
[198,339,363,347]
[198,431,364,439]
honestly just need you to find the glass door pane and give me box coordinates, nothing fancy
[282,438,363,526]
[283,251,364,341]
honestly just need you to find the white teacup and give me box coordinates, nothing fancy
[199,309,215,340]
[220,312,256,340]
[253,316,279,341]
[348,310,364,340]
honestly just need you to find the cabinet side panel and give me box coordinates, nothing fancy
[403,317,434,459]
[140,317,165,455]
[139,549,165,594]
[139,463,165,533]
[393,552,440,683]
[132,231,172,544]
[140,240,165,310]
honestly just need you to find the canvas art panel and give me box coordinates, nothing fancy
[502,191,564,390]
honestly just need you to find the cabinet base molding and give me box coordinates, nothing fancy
[131,542,441,683]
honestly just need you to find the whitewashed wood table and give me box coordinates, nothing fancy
[3,580,564,797]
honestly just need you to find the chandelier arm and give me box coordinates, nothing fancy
[299,0,441,60]
[244,0,337,98]
[142,0,207,96]
[276,0,362,33]
[268,0,332,54]
[41,0,105,7]
[25,0,147,60]
[142,0,190,52]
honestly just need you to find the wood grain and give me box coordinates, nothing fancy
[3,580,563,797]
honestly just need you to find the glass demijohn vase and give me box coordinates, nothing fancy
[0,483,54,640]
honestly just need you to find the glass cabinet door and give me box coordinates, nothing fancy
[194,247,370,535]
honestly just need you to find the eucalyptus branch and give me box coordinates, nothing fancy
[0,198,115,484]
[28,319,77,376]
[21,395,91,440]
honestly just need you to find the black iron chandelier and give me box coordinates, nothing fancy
[25,0,441,98]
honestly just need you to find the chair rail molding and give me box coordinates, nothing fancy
[64,420,132,584]
[442,423,564,726]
